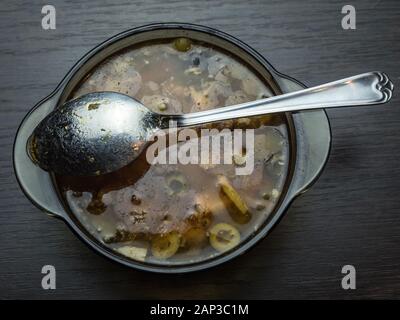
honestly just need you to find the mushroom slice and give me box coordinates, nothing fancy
[225,90,249,106]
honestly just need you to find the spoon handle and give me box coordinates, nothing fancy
[170,71,393,127]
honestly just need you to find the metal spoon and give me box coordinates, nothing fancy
[29,71,393,176]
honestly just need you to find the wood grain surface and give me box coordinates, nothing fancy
[0,0,399,299]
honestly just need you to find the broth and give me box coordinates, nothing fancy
[55,38,289,265]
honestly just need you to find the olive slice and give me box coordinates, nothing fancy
[166,172,187,195]
[217,175,249,215]
[209,223,241,252]
[151,232,181,259]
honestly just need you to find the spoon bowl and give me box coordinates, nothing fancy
[29,92,159,175]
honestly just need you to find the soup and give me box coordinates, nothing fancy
[55,38,290,265]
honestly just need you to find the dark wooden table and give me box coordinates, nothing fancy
[1,0,399,299]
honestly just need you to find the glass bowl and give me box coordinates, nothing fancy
[13,23,331,273]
